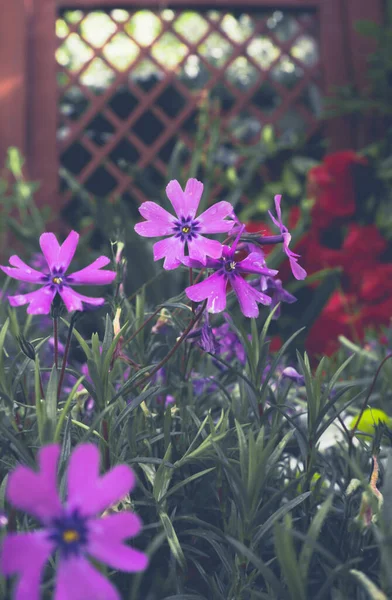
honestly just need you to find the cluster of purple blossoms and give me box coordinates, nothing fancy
[135,179,306,318]
[1,444,147,599]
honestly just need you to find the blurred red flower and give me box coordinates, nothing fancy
[308,151,368,229]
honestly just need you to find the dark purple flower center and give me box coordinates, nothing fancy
[48,508,89,558]
[223,260,237,273]
[172,216,201,242]
[41,268,69,291]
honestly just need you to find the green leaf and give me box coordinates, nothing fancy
[274,515,306,600]
[161,467,215,502]
[299,494,333,581]
[253,492,311,546]
[44,364,59,443]
[159,510,187,570]
[349,569,388,599]
[153,444,173,503]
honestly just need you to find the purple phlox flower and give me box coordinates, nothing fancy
[187,313,220,355]
[134,178,235,270]
[259,276,297,319]
[0,231,117,315]
[192,373,218,396]
[212,315,248,365]
[1,444,148,600]
[268,195,307,281]
[282,366,305,386]
[184,228,278,318]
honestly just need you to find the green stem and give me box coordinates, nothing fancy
[53,316,59,369]
[136,301,207,388]
[349,352,392,451]
[57,319,75,399]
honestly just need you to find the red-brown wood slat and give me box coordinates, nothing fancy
[344,0,384,147]
[27,0,61,219]
[0,0,27,168]
[57,0,319,7]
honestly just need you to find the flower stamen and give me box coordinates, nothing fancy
[62,529,80,544]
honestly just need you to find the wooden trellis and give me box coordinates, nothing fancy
[0,0,384,217]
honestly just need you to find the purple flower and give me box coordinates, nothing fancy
[259,276,297,319]
[1,231,116,314]
[1,444,148,600]
[184,232,278,318]
[282,366,305,386]
[134,178,234,270]
[268,195,307,280]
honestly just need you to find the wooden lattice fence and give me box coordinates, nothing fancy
[0,0,383,218]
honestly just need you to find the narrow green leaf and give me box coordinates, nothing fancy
[349,569,388,599]
[299,494,333,581]
[159,510,187,570]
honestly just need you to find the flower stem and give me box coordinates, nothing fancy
[53,316,59,369]
[136,301,207,388]
[57,319,75,399]
[349,352,392,451]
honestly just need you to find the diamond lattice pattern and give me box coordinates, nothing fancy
[57,8,321,204]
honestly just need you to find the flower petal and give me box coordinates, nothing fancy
[87,512,148,572]
[153,236,184,270]
[0,256,45,283]
[135,202,176,237]
[67,257,116,285]
[58,287,105,312]
[7,445,62,524]
[187,236,223,264]
[237,252,278,276]
[8,287,56,315]
[166,178,203,219]
[66,444,135,517]
[197,201,235,233]
[231,275,271,318]
[58,231,79,272]
[186,272,227,313]
[40,233,61,270]
[54,555,120,600]
[1,531,54,600]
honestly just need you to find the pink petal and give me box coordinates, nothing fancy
[187,236,223,264]
[135,202,176,237]
[237,253,278,276]
[54,555,120,600]
[8,287,56,315]
[0,256,45,283]
[40,232,60,270]
[153,236,184,270]
[1,531,54,600]
[186,272,228,313]
[68,257,116,285]
[66,444,135,517]
[197,201,235,233]
[7,445,62,524]
[1,266,43,284]
[58,287,105,312]
[58,231,79,272]
[87,512,148,571]
[231,275,271,318]
[289,256,307,280]
[166,178,203,219]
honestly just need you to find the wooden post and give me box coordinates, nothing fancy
[319,0,354,151]
[0,0,27,169]
[343,0,384,147]
[27,0,60,221]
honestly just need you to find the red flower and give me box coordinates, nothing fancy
[308,151,368,229]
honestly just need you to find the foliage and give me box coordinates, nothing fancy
[0,168,392,598]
